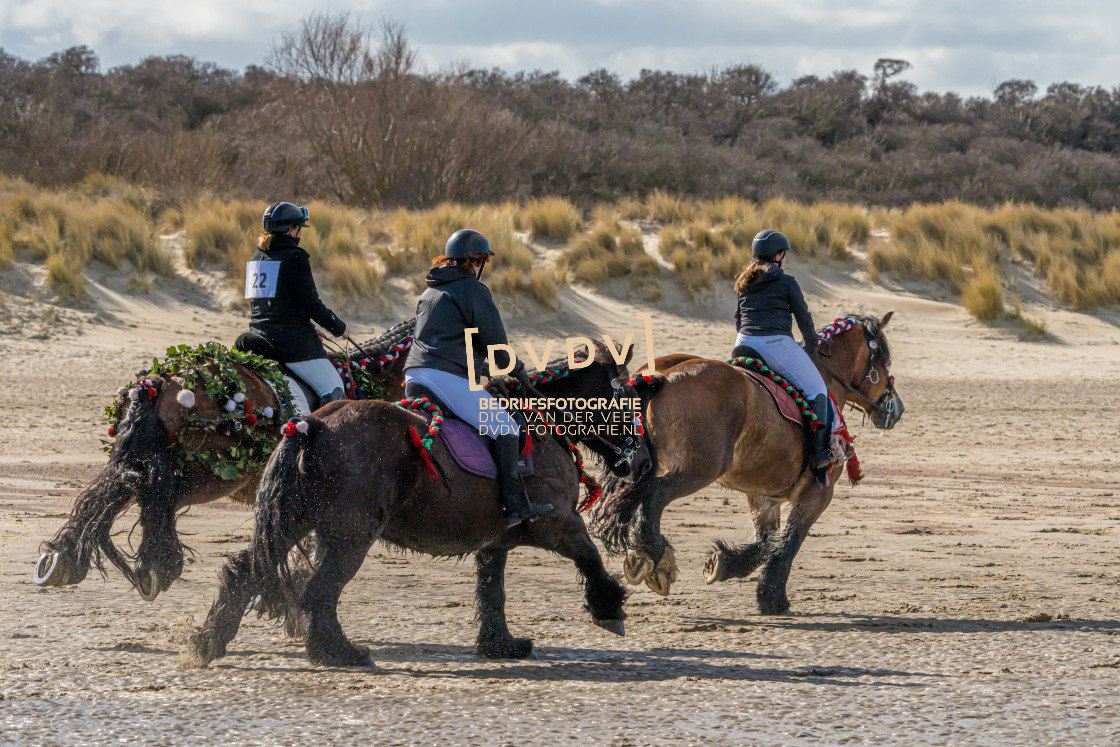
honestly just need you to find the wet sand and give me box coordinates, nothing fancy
[2,257,1120,745]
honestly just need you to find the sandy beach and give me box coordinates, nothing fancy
[2,244,1119,746]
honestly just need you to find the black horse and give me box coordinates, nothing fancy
[185,341,653,667]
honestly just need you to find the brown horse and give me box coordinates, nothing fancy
[592,313,904,615]
[184,342,651,667]
[33,320,414,601]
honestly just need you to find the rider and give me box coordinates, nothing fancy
[733,229,833,468]
[403,229,555,528]
[246,201,350,406]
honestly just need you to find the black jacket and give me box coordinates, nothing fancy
[734,265,817,355]
[247,235,346,363]
[404,266,521,379]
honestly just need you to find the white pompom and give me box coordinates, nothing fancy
[295,420,309,434]
[117,387,128,397]
[225,400,236,412]
[233,392,245,403]
[128,388,140,401]
[262,407,274,419]
[177,390,196,409]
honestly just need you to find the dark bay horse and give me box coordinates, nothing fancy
[185,342,652,667]
[33,321,414,601]
[592,313,904,615]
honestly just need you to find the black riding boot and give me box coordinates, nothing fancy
[809,394,834,469]
[495,435,554,529]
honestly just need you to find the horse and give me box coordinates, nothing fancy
[184,341,653,668]
[591,313,904,615]
[33,320,415,601]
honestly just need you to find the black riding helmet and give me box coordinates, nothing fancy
[262,202,310,233]
[752,229,790,260]
[444,228,494,259]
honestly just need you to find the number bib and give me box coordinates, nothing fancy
[245,261,280,299]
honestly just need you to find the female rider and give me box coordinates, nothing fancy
[733,229,833,468]
[246,201,350,407]
[403,229,554,528]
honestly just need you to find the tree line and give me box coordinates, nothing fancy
[2,13,1120,209]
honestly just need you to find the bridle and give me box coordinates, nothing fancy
[518,360,645,470]
[818,324,897,422]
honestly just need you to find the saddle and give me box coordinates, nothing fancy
[406,384,534,481]
[729,344,811,428]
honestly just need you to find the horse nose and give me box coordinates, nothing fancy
[633,451,652,480]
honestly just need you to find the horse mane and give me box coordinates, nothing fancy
[839,313,891,361]
[349,317,416,361]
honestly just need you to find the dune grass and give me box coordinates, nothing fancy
[0,177,174,299]
[961,264,1004,321]
[46,253,87,300]
[563,218,659,286]
[871,202,1120,312]
[324,254,383,300]
[4,176,1120,317]
[522,198,584,241]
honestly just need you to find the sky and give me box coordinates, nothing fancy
[2,0,1119,98]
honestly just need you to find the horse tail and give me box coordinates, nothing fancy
[251,416,321,626]
[40,377,176,587]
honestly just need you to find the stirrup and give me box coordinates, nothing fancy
[505,502,555,529]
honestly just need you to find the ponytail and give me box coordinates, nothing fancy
[257,232,275,252]
[734,260,773,294]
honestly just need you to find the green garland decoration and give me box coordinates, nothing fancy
[104,342,295,481]
[726,356,819,426]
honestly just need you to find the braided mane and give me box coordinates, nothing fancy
[347,318,416,363]
[835,313,890,361]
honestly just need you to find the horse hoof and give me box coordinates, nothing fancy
[136,568,162,602]
[34,552,66,587]
[623,552,653,585]
[595,618,626,637]
[703,553,726,584]
[644,570,673,597]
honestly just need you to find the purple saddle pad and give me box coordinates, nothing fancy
[416,413,533,480]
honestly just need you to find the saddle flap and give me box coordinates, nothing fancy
[739,368,807,427]
[416,412,534,481]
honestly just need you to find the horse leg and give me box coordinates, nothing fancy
[757,485,835,615]
[704,496,782,584]
[625,472,711,595]
[530,514,627,636]
[303,534,375,667]
[474,547,535,660]
[281,531,322,639]
[182,549,255,668]
[36,463,141,588]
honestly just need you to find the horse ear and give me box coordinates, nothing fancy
[880,310,895,329]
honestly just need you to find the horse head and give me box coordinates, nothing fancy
[514,339,652,482]
[820,311,904,430]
